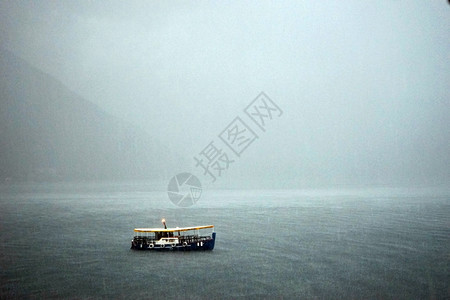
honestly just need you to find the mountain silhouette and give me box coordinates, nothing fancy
[0,48,173,182]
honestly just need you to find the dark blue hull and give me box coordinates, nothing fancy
[131,232,216,251]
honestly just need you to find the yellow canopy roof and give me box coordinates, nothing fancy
[134,225,214,233]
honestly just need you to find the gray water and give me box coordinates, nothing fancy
[0,183,449,299]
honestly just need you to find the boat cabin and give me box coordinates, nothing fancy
[131,225,215,250]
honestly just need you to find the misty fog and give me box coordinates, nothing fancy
[1,1,448,187]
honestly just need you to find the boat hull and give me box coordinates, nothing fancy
[131,232,216,251]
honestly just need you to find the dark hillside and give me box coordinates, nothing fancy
[0,48,171,182]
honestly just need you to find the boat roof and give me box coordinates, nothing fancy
[134,225,214,233]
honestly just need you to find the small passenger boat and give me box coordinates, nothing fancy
[130,219,216,251]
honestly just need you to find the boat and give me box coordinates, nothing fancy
[130,219,216,251]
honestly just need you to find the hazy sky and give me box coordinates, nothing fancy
[1,1,449,186]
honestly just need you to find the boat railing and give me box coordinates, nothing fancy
[133,234,212,244]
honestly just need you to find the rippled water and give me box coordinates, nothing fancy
[0,183,449,299]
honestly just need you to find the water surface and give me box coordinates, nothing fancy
[0,183,448,299]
